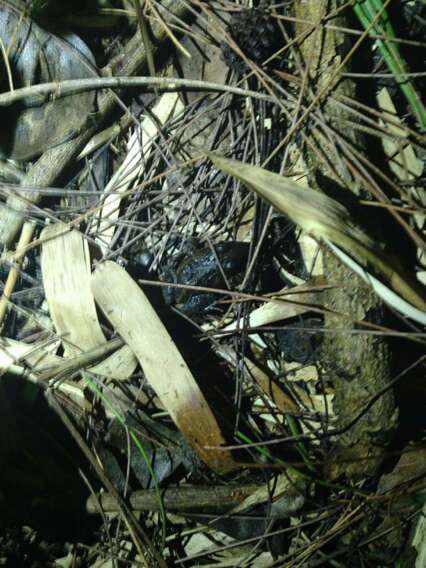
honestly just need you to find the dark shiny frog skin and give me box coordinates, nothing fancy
[162,241,249,316]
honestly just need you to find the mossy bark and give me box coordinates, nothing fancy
[293,0,398,479]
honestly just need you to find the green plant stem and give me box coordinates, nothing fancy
[285,414,318,474]
[353,0,426,127]
[236,430,369,495]
[85,374,167,548]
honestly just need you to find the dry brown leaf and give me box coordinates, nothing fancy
[91,261,239,473]
[215,345,298,414]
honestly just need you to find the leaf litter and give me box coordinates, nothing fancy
[0,1,425,566]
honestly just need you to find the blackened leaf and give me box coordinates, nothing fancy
[0,0,97,159]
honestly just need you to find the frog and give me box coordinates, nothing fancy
[162,241,250,317]
[275,316,323,365]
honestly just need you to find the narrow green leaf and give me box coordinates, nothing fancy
[353,0,426,127]
[85,374,167,548]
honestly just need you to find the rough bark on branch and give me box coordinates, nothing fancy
[293,0,398,479]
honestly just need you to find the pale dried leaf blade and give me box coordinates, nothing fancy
[326,239,426,325]
[220,278,325,334]
[208,153,426,314]
[377,87,423,179]
[93,92,184,251]
[40,223,136,377]
[41,223,106,356]
[91,261,238,473]
[207,152,372,248]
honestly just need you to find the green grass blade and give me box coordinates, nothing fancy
[236,430,368,494]
[353,0,426,127]
[285,414,318,474]
[85,374,167,548]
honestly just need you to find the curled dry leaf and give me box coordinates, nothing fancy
[41,223,137,378]
[218,277,325,335]
[91,261,239,473]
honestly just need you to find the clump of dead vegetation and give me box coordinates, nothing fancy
[0,1,425,566]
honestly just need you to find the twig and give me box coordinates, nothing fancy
[0,36,14,91]
[0,221,35,327]
[0,76,275,107]
[87,483,262,513]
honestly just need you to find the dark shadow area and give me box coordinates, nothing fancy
[0,374,100,541]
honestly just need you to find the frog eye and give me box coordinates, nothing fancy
[135,250,153,267]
